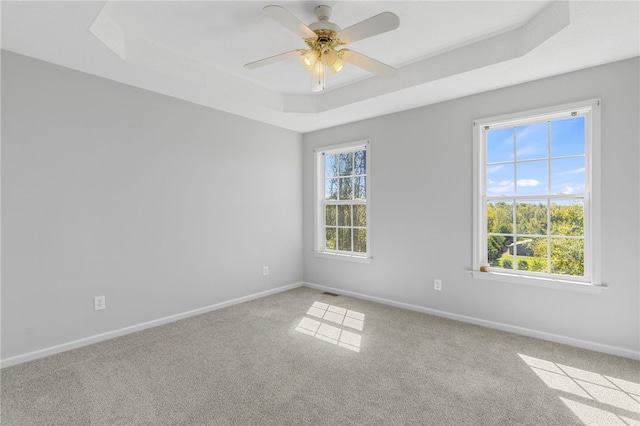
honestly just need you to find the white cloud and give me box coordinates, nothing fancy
[554,184,585,195]
[516,179,540,187]
[516,144,545,158]
[488,179,542,195]
[488,180,514,194]
[487,164,504,174]
[557,186,576,194]
[556,167,585,176]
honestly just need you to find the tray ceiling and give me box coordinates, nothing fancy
[2,1,639,132]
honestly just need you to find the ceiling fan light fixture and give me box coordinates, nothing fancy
[246,5,400,92]
[331,58,344,73]
[331,52,345,73]
[299,49,318,71]
[320,47,338,66]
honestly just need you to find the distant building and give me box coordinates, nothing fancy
[508,240,534,256]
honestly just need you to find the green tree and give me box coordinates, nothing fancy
[516,202,547,235]
[550,203,584,275]
[551,238,584,275]
[525,203,584,275]
[487,202,513,264]
[353,204,367,253]
[488,235,505,264]
[551,203,583,236]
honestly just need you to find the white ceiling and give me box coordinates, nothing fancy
[2,1,639,133]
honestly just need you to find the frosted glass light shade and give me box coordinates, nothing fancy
[299,50,318,71]
[331,56,344,73]
[320,47,338,66]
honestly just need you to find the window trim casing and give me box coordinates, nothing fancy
[313,139,371,263]
[472,99,602,290]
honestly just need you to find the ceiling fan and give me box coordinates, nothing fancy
[244,5,400,92]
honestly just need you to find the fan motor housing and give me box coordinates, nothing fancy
[309,21,340,32]
[309,5,340,32]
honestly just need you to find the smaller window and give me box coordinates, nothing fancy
[314,140,370,261]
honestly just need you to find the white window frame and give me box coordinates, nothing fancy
[472,99,602,292]
[314,140,371,263]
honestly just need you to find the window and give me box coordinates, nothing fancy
[315,140,370,262]
[473,99,601,287]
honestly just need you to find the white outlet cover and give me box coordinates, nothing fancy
[94,296,106,311]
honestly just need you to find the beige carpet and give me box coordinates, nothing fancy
[2,286,639,425]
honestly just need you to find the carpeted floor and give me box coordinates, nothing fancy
[2,286,639,425]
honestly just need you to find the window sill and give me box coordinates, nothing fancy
[313,251,372,264]
[470,270,605,294]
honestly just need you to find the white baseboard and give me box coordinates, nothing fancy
[303,282,640,360]
[4,280,637,368]
[0,282,304,369]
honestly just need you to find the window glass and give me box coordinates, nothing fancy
[551,117,585,157]
[551,157,585,195]
[486,164,514,197]
[516,161,548,196]
[516,122,548,160]
[487,128,514,163]
[325,155,338,178]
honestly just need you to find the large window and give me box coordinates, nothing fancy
[315,140,370,261]
[473,100,600,287]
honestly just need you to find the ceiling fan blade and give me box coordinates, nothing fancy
[341,50,397,78]
[337,12,400,44]
[244,50,302,70]
[263,5,318,40]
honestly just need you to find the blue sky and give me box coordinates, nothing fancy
[486,117,585,197]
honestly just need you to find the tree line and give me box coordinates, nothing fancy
[487,202,584,276]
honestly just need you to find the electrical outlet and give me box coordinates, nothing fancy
[263,266,269,276]
[434,279,442,291]
[94,295,106,311]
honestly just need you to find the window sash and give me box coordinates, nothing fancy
[322,200,367,255]
[485,195,588,279]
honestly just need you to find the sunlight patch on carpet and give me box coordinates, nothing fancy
[295,302,365,352]
[519,354,640,425]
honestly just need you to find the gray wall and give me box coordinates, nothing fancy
[3,49,638,362]
[1,51,303,360]
[303,58,640,356]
